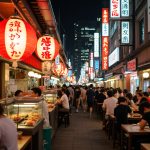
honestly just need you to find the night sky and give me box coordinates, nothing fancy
[51,0,109,57]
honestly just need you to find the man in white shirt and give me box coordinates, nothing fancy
[102,90,118,118]
[56,88,70,111]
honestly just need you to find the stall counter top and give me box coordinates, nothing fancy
[18,135,32,150]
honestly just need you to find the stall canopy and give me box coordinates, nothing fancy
[0,0,68,68]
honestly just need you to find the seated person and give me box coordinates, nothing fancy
[31,87,50,128]
[133,102,150,150]
[114,97,132,130]
[0,104,18,150]
[15,90,23,97]
[126,92,138,112]
[138,101,150,129]
[55,88,70,112]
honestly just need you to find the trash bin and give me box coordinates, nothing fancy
[43,127,52,150]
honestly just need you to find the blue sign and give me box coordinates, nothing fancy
[55,55,60,65]
[68,70,72,77]
[94,60,99,70]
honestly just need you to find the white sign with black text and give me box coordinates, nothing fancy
[109,47,119,67]
[121,21,129,44]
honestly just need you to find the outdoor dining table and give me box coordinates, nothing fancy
[121,124,150,150]
[141,143,150,150]
[109,113,142,146]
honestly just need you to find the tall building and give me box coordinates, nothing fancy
[73,21,96,80]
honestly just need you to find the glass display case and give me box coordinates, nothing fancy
[4,97,43,127]
[43,90,58,104]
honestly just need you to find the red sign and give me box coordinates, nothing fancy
[102,8,109,23]
[102,8,109,70]
[110,0,120,18]
[102,37,109,70]
[127,59,136,71]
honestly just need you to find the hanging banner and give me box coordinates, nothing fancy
[121,0,129,17]
[121,21,129,44]
[110,0,120,18]
[148,0,150,32]
[102,8,109,70]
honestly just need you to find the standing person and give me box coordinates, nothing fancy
[80,86,87,112]
[31,87,50,128]
[97,88,107,103]
[86,84,95,118]
[74,86,81,113]
[0,104,18,150]
[68,85,74,114]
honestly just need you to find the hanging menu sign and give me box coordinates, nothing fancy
[121,21,129,44]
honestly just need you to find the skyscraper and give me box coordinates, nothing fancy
[73,21,96,80]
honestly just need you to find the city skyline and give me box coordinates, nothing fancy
[51,0,109,56]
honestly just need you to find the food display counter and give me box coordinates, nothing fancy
[43,90,58,138]
[18,135,32,150]
[1,97,44,150]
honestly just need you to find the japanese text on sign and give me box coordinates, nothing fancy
[121,21,129,44]
[102,8,109,36]
[110,0,120,18]
[102,36,109,70]
[121,0,129,17]
[5,19,26,59]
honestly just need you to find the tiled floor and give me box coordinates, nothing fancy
[52,110,114,150]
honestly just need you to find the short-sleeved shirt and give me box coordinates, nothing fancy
[86,88,95,102]
[143,111,150,127]
[102,97,118,115]
[0,117,18,150]
[60,94,70,109]
[114,104,132,125]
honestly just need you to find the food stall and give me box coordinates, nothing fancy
[1,97,44,150]
[43,90,58,138]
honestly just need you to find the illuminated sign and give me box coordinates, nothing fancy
[90,52,93,67]
[55,55,60,65]
[110,0,120,18]
[94,60,99,70]
[121,21,129,43]
[94,33,99,57]
[148,0,150,32]
[121,0,129,17]
[102,36,109,70]
[109,47,119,67]
[102,8,109,70]
[127,58,136,71]
[102,8,109,36]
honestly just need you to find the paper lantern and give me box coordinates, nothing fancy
[0,17,37,67]
[36,35,60,61]
[62,67,68,76]
[52,62,64,76]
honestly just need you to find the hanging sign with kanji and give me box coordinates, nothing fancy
[36,35,60,61]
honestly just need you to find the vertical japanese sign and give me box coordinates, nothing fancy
[102,8,109,70]
[5,19,26,59]
[110,0,120,18]
[148,0,150,32]
[121,0,129,17]
[90,52,94,67]
[121,21,129,44]
[94,33,99,57]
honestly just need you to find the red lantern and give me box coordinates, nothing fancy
[36,35,60,61]
[0,17,37,64]
[62,67,68,76]
[52,62,64,76]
